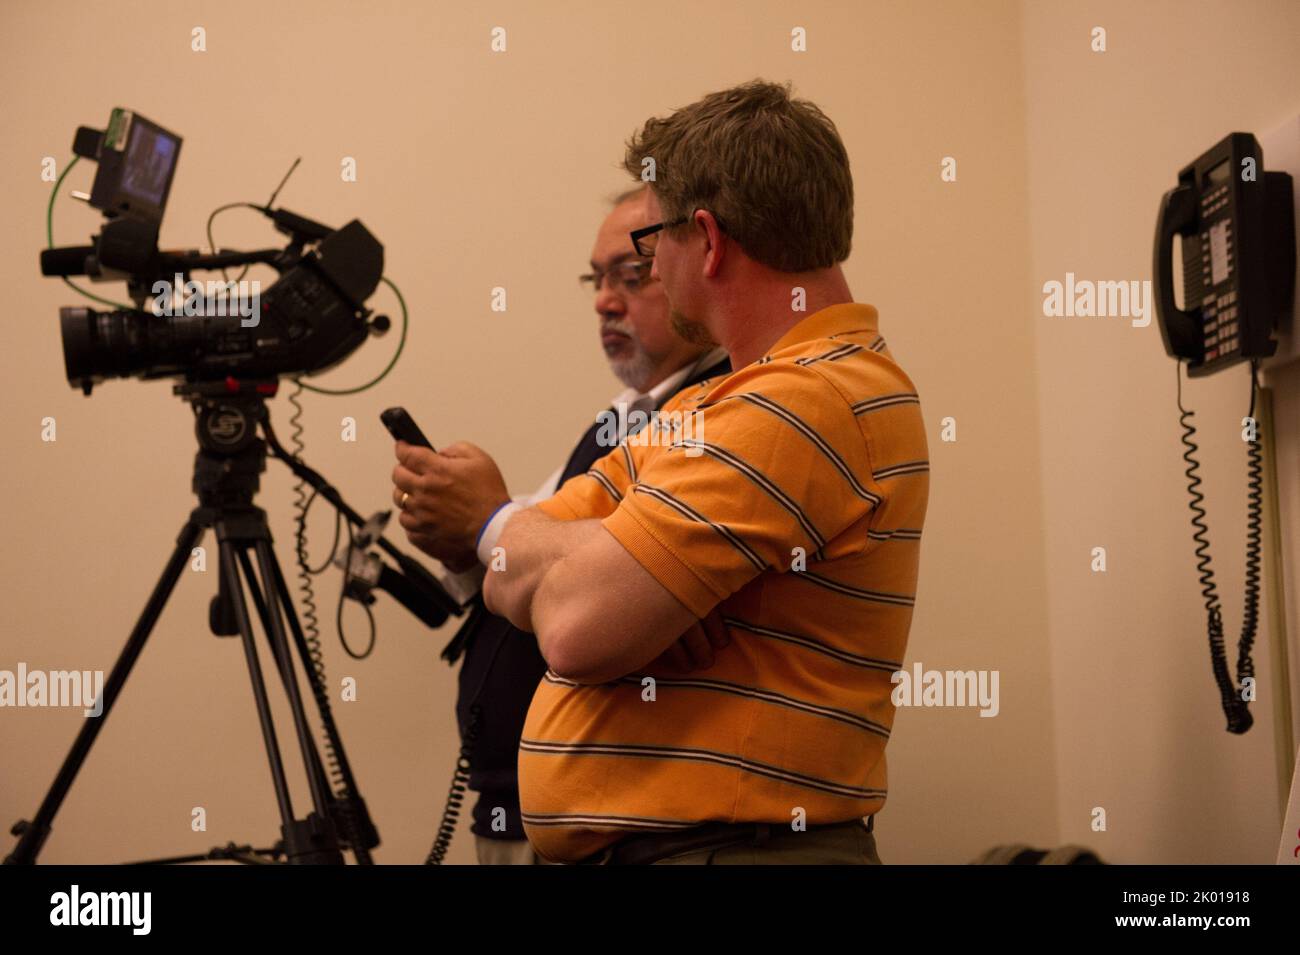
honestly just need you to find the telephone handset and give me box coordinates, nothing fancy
[1153,132,1296,734]
[1154,131,1295,375]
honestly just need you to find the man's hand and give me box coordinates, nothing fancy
[391,440,509,572]
[654,610,730,671]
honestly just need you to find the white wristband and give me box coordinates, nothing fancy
[476,501,524,566]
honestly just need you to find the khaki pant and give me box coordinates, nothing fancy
[474,836,542,865]
[478,820,882,865]
[651,819,882,865]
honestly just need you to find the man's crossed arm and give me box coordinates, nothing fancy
[483,507,726,684]
[391,440,727,684]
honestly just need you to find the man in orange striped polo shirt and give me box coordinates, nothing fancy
[423,79,928,863]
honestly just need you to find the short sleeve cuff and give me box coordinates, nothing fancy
[535,494,579,520]
[602,503,723,619]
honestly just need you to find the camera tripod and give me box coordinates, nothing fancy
[5,380,437,865]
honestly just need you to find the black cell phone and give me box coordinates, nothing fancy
[381,406,435,450]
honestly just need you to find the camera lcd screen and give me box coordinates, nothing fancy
[120,123,178,208]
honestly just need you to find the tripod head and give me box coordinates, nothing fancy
[176,378,462,627]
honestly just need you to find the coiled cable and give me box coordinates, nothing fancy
[1175,360,1260,734]
[1238,363,1262,694]
[285,382,364,841]
[427,703,480,864]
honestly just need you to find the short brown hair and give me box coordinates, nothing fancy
[608,184,648,208]
[623,80,853,272]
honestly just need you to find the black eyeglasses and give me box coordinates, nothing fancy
[631,210,729,258]
[630,216,689,258]
[578,259,656,295]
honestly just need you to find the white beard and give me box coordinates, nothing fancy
[608,347,658,391]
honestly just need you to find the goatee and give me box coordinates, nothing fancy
[670,308,717,347]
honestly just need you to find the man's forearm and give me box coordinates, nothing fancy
[481,507,601,633]
[483,505,710,683]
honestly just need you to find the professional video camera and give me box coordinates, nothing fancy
[42,107,388,394]
[8,109,462,868]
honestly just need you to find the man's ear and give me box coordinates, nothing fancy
[696,209,727,278]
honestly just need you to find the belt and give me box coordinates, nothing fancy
[594,815,874,866]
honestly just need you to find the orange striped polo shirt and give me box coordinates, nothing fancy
[522,302,929,863]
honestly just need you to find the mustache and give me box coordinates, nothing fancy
[601,319,636,338]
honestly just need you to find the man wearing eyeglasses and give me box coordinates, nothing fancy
[467,80,928,865]
[396,80,928,865]
[402,185,728,865]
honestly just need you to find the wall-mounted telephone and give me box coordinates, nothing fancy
[1155,132,1295,374]
[1153,132,1296,735]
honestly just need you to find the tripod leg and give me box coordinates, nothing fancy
[233,549,334,808]
[218,538,300,833]
[267,553,379,861]
[4,519,205,865]
[236,548,378,864]
[218,522,342,865]
[247,540,337,823]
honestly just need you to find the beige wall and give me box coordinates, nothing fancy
[0,0,1292,866]
[1021,0,1300,862]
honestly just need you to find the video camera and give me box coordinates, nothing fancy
[42,108,388,394]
